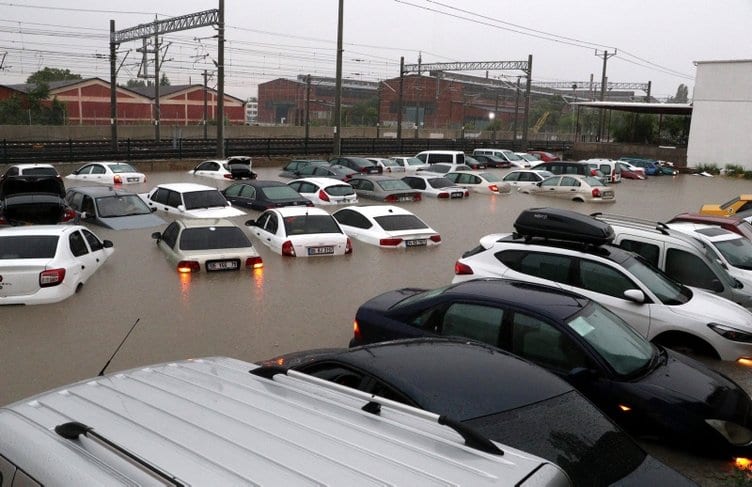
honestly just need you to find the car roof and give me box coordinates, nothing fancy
[270,206,330,217]
[155,182,216,192]
[0,224,84,237]
[668,222,742,242]
[67,185,135,197]
[416,150,463,155]
[350,175,399,182]
[12,163,56,169]
[307,338,573,419]
[670,212,745,226]
[490,234,636,268]
[336,205,411,217]
[237,179,287,188]
[289,177,350,187]
[175,218,237,229]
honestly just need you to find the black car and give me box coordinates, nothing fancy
[262,338,693,486]
[222,180,313,211]
[473,154,511,168]
[329,156,382,174]
[278,159,329,179]
[350,278,752,458]
[0,174,76,225]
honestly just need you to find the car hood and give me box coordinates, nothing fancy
[668,287,752,329]
[98,213,166,230]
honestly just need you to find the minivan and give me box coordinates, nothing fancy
[581,158,622,183]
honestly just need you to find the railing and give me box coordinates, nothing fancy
[0,137,573,165]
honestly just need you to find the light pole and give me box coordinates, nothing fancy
[488,112,496,143]
[571,83,577,142]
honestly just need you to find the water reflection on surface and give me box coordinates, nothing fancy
[1,167,749,484]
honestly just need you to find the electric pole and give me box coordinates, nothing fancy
[397,56,404,143]
[109,20,118,150]
[153,20,160,142]
[216,0,225,158]
[333,0,344,156]
[305,74,311,153]
[203,69,209,139]
[596,49,616,141]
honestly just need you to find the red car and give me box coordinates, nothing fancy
[668,213,752,241]
[528,150,560,162]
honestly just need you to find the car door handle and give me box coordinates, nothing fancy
[266,238,271,242]
[81,265,85,269]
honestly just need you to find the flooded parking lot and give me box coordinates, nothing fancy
[2,165,751,485]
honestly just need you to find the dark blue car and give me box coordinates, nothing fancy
[350,278,752,458]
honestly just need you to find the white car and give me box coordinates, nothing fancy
[332,205,441,248]
[452,208,752,363]
[188,156,257,180]
[1,163,60,180]
[141,183,245,219]
[389,156,429,172]
[445,171,512,195]
[515,152,540,164]
[417,162,473,176]
[367,157,406,174]
[287,177,358,205]
[0,225,113,305]
[401,174,469,199]
[502,169,555,191]
[66,161,146,185]
[151,218,262,273]
[524,174,615,202]
[246,206,352,257]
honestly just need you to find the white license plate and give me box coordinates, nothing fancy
[308,246,334,255]
[127,177,140,182]
[207,260,239,271]
[399,196,413,202]
[406,239,427,247]
[451,192,464,198]
[603,191,614,198]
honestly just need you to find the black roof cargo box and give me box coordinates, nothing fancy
[514,207,614,245]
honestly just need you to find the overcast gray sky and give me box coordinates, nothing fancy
[1,0,749,100]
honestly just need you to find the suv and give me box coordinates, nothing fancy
[0,356,570,486]
[591,213,752,309]
[581,158,622,183]
[453,207,752,361]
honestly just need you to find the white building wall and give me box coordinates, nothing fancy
[687,59,752,168]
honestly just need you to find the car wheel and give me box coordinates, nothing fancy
[653,332,719,359]
[572,197,585,202]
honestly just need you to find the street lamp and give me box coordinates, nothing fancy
[488,112,496,143]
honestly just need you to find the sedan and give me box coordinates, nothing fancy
[329,156,382,174]
[151,218,262,273]
[472,154,510,168]
[65,186,165,230]
[389,156,429,172]
[294,163,358,182]
[502,169,555,191]
[0,225,113,305]
[262,338,693,486]
[617,161,647,180]
[349,278,752,458]
[529,150,560,162]
[445,171,511,195]
[332,205,440,248]
[141,183,246,219]
[462,155,487,170]
[245,206,352,257]
[287,177,358,205]
[417,163,473,176]
[278,159,329,179]
[524,175,615,202]
[401,174,469,199]
[222,180,313,211]
[348,175,421,202]
[188,157,257,181]
[66,162,146,185]
[367,157,405,174]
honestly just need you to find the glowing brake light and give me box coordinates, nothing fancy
[379,238,403,246]
[736,457,752,471]
[318,189,330,202]
[245,256,264,269]
[113,174,123,184]
[454,261,473,275]
[592,187,602,198]
[489,184,499,193]
[39,268,65,287]
[738,358,752,367]
[281,240,296,257]
[177,261,200,273]
[618,404,632,412]
[353,320,362,342]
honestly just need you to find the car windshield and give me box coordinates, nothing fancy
[504,151,523,161]
[427,177,455,189]
[283,214,342,235]
[108,163,138,173]
[261,186,305,201]
[96,195,151,217]
[179,226,251,250]
[583,176,605,186]
[620,255,692,305]
[711,237,752,270]
[0,235,58,259]
[478,172,503,182]
[536,171,554,178]
[376,179,412,191]
[401,157,424,167]
[183,190,228,209]
[374,214,428,231]
[380,159,401,168]
[324,185,355,196]
[566,302,654,376]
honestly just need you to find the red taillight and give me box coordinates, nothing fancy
[345,237,353,254]
[62,208,77,222]
[281,240,296,257]
[592,187,601,198]
[113,175,123,184]
[384,194,398,203]
[413,193,421,201]
[489,184,499,193]
[39,268,65,287]
[454,261,474,275]
[464,190,470,197]
[430,235,442,243]
[245,256,264,269]
[0,215,6,225]
[353,320,362,342]
[379,237,403,246]
[318,189,330,202]
[590,169,598,176]
[437,192,449,199]
[223,173,234,179]
[177,261,200,273]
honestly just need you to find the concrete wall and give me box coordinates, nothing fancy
[687,60,752,168]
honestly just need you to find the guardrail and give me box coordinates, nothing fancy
[0,137,573,165]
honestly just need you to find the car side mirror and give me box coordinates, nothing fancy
[245,219,257,227]
[102,240,114,248]
[227,201,232,207]
[80,211,90,219]
[151,232,162,240]
[71,170,79,175]
[623,289,645,303]
[177,205,186,212]
[150,207,157,213]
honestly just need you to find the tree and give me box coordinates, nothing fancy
[26,67,81,85]
[345,97,378,126]
[669,84,689,103]
[125,79,148,88]
[160,73,170,86]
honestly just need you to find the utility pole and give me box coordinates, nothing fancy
[397,56,404,143]
[596,49,616,141]
[513,77,521,146]
[153,20,160,142]
[333,0,344,156]
[521,54,533,151]
[216,0,225,158]
[305,74,311,153]
[109,20,118,150]
[203,69,209,139]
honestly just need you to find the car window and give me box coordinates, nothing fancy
[0,235,58,259]
[560,176,580,187]
[618,239,660,266]
[402,177,424,190]
[333,209,372,229]
[151,188,168,204]
[81,196,96,215]
[503,172,519,182]
[283,215,341,235]
[541,177,560,187]
[439,303,503,346]
[66,191,84,210]
[81,228,104,251]
[373,214,428,231]
[713,238,752,270]
[161,222,180,248]
[78,165,94,175]
[301,363,414,405]
[179,227,252,250]
[287,182,302,192]
[376,179,411,191]
[665,248,723,292]
[240,185,256,199]
[69,230,89,257]
[109,163,138,173]
[96,195,151,217]
[578,259,638,298]
[261,186,305,201]
[498,250,573,284]
[223,184,242,197]
[264,213,279,233]
[255,212,270,229]
[90,165,106,175]
[183,190,227,209]
[326,185,354,196]
[510,312,588,372]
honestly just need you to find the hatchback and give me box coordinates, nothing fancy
[287,177,358,205]
[348,175,421,202]
[66,161,146,185]
[65,186,165,230]
[188,157,257,180]
[332,205,441,248]
[142,183,245,218]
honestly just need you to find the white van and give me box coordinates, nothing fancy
[0,356,571,486]
[581,158,622,183]
[415,150,465,165]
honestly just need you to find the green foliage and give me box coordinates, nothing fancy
[694,163,720,174]
[125,79,147,88]
[0,92,67,125]
[725,164,745,176]
[668,84,689,103]
[610,113,657,143]
[26,67,81,85]
[345,96,378,126]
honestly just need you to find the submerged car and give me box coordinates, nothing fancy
[141,183,245,219]
[223,180,313,211]
[348,175,421,202]
[66,161,146,185]
[445,171,511,195]
[287,177,358,205]
[264,338,694,486]
[0,174,76,226]
[401,174,469,199]
[65,186,165,230]
[349,278,752,458]
[151,218,262,273]
[0,225,113,305]
[502,169,555,191]
[332,205,441,248]
[189,156,257,180]
[1,163,60,181]
[524,175,615,202]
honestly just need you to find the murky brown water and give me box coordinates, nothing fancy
[2,166,750,484]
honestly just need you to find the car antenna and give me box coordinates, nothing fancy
[98,318,141,376]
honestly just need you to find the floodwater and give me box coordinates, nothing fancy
[2,166,751,485]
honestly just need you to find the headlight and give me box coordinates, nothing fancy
[706,419,752,446]
[708,323,752,343]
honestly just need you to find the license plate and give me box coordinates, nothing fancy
[207,260,239,271]
[127,177,140,182]
[406,239,427,247]
[450,192,464,198]
[603,191,614,198]
[308,246,334,255]
[399,196,413,202]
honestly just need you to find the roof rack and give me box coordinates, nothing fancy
[590,212,710,252]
